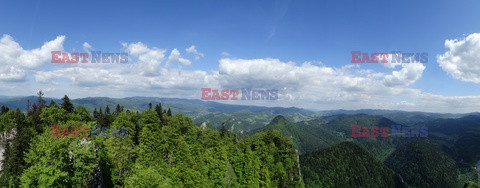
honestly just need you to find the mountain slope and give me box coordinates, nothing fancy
[384,139,461,187]
[300,142,406,188]
[252,115,342,153]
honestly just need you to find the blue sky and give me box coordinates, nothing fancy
[1,0,480,113]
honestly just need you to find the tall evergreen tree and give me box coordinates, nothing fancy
[105,105,111,115]
[29,103,39,118]
[61,95,74,113]
[0,109,32,187]
[115,104,123,114]
[0,105,9,115]
[167,108,172,117]
[26,99,31,114]
[93,108,99,119]
[220,122,227,137]
[155,103,163,120]
[148,103,152,110]
[37,90,46,110]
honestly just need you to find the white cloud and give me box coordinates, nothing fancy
[83,42,92,52]
[4,35,480,113]
[437,33,480,83]
[186,45,204,60]
[215,58,438,111]
[383,63,426,87]
[0,66,26,82]
[122,42,166,76]
[0,34,65,82]
[167,48,191,66]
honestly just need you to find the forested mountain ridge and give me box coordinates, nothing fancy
[2,94,480,187]
[255,114,403,159]
[261,114,480,187]
[300,142,407,188]
[0,96,322,137]
[0,94,304,187]
[0,96,470,135]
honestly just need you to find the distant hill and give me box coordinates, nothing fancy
[384,139,461,187]
[320,109,464,126]
[2,95,480,186]
[412,115,480,165]
[251,115,343,152]
[261,113,480,187]
[300,142,407,188]
[254,114,404,159]
[0,96,321,135]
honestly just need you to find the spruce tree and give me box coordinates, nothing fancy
[155,103,163,120]
[93,108,99,119]
[61,95,74,113]
[0,105,9,115]
[115,104,123,114]
[220,122,227,137]
[105,105,111,115]
[37,90,46,110]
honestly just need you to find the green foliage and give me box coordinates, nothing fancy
[49,100,58,108]
[384,139,461,187]
[300,142,406,188]
[20,125,97,187]
[73,105,92,122]
[0,109,24,132]
[465,181,480,188]
[0,105,10,115]
[124,166,172,187]
[5,98,303,187]
[124,112,302,187]
[0,109,31,187]
[40,105,69,125]
[3,95,479,187]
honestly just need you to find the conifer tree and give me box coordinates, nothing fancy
[115,104,123,114]
[0,105,9,115]
[37,90,46,110]
[61,95,74,113]
[106,105,111,115]
[220,122,227,137]
[93,108,99,119]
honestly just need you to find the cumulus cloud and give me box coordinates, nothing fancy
[186,45,204,60]
[28,55,480,113]
[5,34,480,113]
[437,33,480,83]
[383,63,426,87]
[122,42,166,76]
[0,34,65,81]
[167,48,191,66]
[213,58,451,111]
[0,66,26,82]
